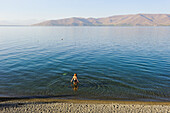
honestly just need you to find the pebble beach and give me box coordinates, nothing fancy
[0,98,169,113]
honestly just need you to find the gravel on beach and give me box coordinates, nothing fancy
[0,99,169,113]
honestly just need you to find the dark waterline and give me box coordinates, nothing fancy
[0,27,170,101]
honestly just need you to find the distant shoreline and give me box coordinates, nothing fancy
[0,25,170,27]
[0,25,28,27]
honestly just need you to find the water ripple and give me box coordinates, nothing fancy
[0,27,170,101]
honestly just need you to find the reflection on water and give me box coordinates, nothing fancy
[0,26,170,101]
[71,83,78,91]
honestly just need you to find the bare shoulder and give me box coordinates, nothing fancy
[73,76,77,79]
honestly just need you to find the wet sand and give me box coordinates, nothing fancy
[0,98,169,113]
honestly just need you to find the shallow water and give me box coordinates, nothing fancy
[0,26,170,101]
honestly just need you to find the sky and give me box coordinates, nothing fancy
[0,0,170,25]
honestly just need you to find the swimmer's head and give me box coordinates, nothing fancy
[74,73,77,76]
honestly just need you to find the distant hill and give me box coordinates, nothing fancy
[33,14,170,26]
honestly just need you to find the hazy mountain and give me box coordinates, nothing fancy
[33,14,170,26]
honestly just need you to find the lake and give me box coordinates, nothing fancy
[0,26,169,101]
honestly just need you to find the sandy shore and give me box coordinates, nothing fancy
[0,98,169,113]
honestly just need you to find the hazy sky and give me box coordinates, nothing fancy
[0,0,169,25]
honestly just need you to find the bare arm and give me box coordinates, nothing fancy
[70,77,73,82]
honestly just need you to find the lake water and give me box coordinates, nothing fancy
[0,26,169,101]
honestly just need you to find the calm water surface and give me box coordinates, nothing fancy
[0,27,169,101]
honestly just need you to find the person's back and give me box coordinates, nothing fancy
[71,73,79,85]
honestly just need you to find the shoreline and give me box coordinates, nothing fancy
[0,97,170,105]
[0,98,169,112]
[0,94,169,101]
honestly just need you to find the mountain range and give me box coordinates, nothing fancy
[33,14,170,26]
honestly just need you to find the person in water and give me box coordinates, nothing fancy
[70,73,79,91]
[70,73,79,85]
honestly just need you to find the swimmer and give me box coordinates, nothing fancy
[70,73,79,85]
